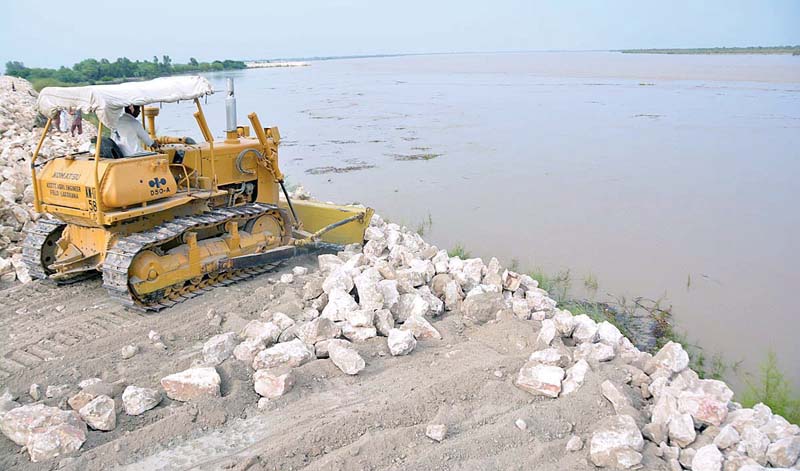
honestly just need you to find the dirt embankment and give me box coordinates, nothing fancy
[1,216,798,470]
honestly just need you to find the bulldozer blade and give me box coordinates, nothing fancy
[279,199,373,245]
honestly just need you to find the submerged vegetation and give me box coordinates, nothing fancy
[4,56,247,91]
[742,352,800,424]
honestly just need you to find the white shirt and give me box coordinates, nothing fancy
[112,113,154,156]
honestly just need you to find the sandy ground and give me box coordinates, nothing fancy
[0,256,659,471]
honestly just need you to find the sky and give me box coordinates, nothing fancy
[1,0,799,69]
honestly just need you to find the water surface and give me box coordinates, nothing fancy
[157,52,800,388]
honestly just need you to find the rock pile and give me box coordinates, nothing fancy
[0,188,798,466]
[0,76,96,283]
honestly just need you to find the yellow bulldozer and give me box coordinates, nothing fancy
[24,76,372,310]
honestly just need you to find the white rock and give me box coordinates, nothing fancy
[270,312,296,332]
[318,253,343,272]
[668,412,697,448]
[713,424,740,449]
[553,310,576,336]
[678,380,733,427]
[295,317,342,345]
[396,292,430,323]
[240,320,281,345]
[766,436,800,468]
[0,403,87,462]
[121,344,138,359]
[426,424,447,442]
[233,337,266,364]
[45,384,71,399]
[561,359,590,396]
[566,435,584,452]
[443,280,464,311]
[691,444,723,471]
[253,368,295,399]
[78,395,116,431]
[387,328,417,356]
[741,426,770,466]
[597,321,623,347]
[341,322,378,342]
[321,288,359,322]
[280,273,294,284]
[432,250,449,273]
[328,341,366,375]
[516,362,565,398]
[346,309,375,328]
[400,313,441,340]
[377,279,400,313]
[202,332,238,365]
[354,267,384,311]
[322,267,354,294]
[121,386,162,416]
[78,378,102,390]
[536,319,557,346]
[501,269,522,291]
[253,339,315,370]
[160,367,221,401]
[292,266,308,276]
[528,347,571,368]
[374,309,395,336]
[511,297,531,319]
[601,380,633,414]
[515,418,528,430]
[572,314,599,343]
[589,414,645,469]
[645,341,689,375]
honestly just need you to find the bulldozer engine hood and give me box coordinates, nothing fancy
[37,76,214,128]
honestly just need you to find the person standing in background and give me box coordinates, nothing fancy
[69,107,83,136]
[59,109,68,132]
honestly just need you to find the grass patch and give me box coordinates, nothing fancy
[448,243,471,259]
[528,268,571,303]
[741,352,800,425]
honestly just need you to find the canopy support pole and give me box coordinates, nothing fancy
[94,122,104,224]
[30,118,52,213]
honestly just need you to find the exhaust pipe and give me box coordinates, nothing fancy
[225,77,237,132]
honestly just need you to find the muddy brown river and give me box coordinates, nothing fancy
[157,51,800,388]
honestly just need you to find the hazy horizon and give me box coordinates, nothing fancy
[2,0,799,71]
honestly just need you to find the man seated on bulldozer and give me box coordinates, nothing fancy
[112,105,159,156]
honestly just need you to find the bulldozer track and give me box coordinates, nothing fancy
[102,202,289,312]
[22,218,66,280]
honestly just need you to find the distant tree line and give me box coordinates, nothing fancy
[621,46,800,55]
[4,56,247,90]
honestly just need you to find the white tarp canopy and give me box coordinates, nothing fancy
[37,75,214,128]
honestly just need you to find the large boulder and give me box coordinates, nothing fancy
[328,341,366,375]
[644,341,689,375]
[160,367,221,401]
[515,362,565,398]
[253,339,315,370]
[461,292,505,324]
[0,404,87,462]
[387,328,417,356]
[253,368,294,399]
[240,320,281,345]
[321,289,359,322]
[121,386,162,416]
[202,332,239,365]
[295,317,342,346]
[400,314,441,340]
[589,415,645,469]
[78,395,116,431]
